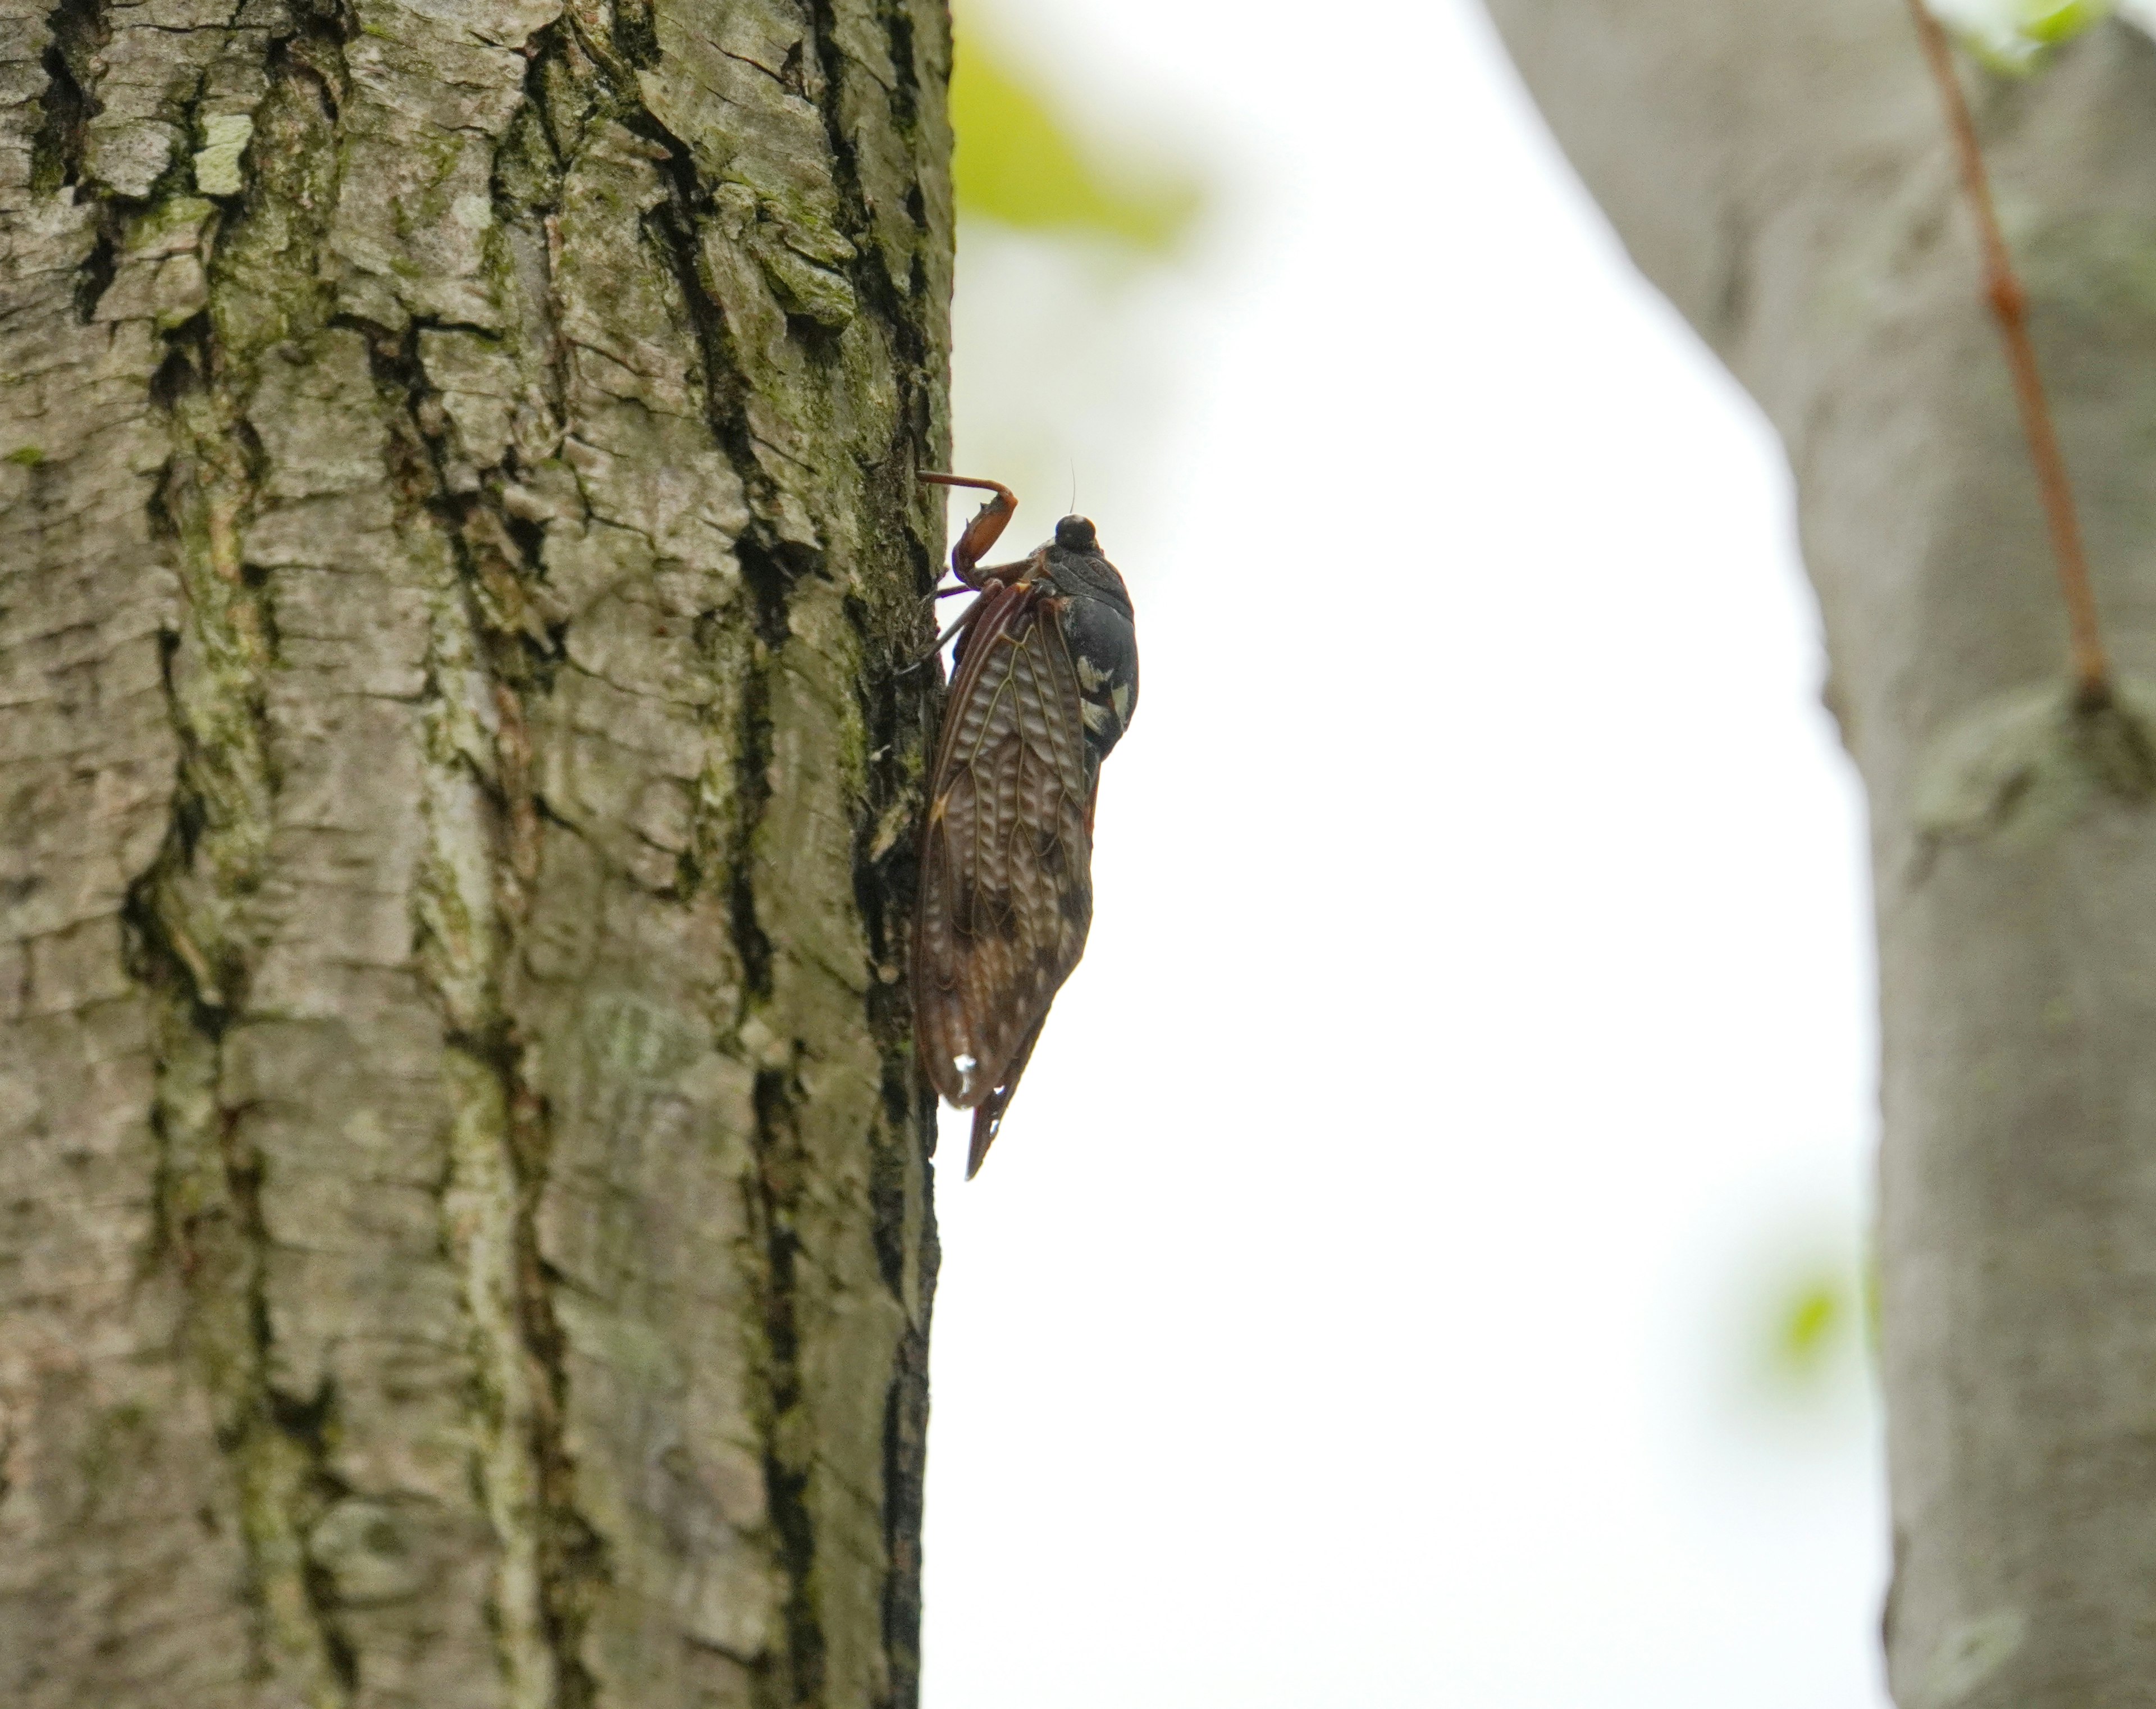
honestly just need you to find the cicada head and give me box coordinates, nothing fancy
[1043,517,1132,614]
[1038,519,1138,773]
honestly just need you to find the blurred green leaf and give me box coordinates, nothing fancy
[1752,1254,1876,1410]
[1933,0,2113,70]
[2023,0,2110,40]
[951,18,1203,252]
[1773,1280,1843,1376]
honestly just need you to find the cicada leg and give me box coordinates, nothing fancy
[894,595,987,677]
[920,471,1017,586]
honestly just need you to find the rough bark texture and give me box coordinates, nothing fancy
[0,0,953,1700]
[1483,7,2156,1705]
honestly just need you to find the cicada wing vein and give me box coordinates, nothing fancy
[912,581,1094,1133]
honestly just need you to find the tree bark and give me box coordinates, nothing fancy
[1483,6,2156,1703]
[0,0,952,1701]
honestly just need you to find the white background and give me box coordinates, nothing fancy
[921,2,1890,1702]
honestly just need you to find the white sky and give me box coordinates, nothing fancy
[921,2,1890,1703]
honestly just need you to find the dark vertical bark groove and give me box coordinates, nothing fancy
[30,0,107,194]
[748,1060,822,1709]
[372,309,610,1709]
[113,7,362,1698]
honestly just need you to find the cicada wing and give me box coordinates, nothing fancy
[913,582,1093,1119]
[966,1011,1047,1179]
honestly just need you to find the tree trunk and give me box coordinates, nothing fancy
[0,0,951,1701]
[1483,6,2156,1703]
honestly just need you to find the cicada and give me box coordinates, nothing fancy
[912,472,1139,1178]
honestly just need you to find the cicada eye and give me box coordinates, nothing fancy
[1054,516,1098,552]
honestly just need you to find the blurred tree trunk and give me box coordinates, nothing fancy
[0,0,951,1703]
[1485,5,2156,1703]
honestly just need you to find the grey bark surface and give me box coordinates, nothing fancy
[1483,6,2156,1705]
[0,0,953,1702]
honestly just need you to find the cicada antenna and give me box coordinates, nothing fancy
[921,471,1017,585]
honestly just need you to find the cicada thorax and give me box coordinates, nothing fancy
[1039,518,1139,791]
[913,496,1140,1177]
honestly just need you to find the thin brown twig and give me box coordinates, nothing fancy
[1904,0,2111,705]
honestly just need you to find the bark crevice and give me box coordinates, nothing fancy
[30,0,109,195]
[748,1065,824,1709]
[380,313,607,1709]
[130,281,351,1698]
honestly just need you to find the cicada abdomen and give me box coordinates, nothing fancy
[913,475,1139,1177]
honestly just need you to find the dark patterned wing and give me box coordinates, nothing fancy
[913,580,1093,1159]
